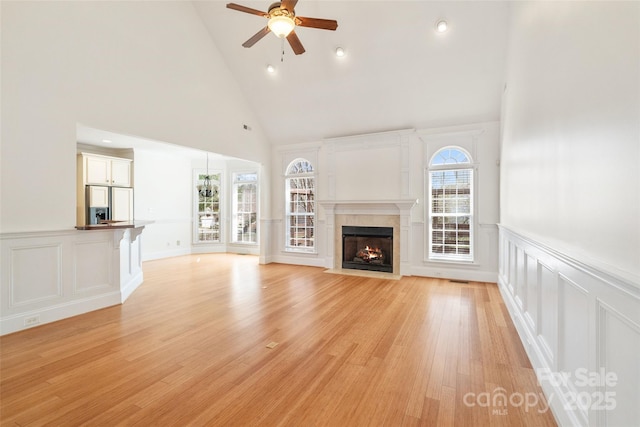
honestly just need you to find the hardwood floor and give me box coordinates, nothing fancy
[1,254,557,426]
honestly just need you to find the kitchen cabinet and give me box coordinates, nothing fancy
[88,185,109,208]
[112,187,134,221]
[77,152,134,226]
[82,154,132,187]
[110,159,132,187]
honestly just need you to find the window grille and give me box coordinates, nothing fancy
[232,172,258,243]
[285,159,315,252]
[195,172,221,243]
[428,148,474,261]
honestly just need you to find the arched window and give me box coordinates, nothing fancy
[428,147,474,261]
[285,159,315,252]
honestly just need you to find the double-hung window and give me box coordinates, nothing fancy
[195,171,221,242]
[285,159,315,252]
[428,147,474,261]
[232,172,258,243]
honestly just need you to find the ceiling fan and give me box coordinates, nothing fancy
[226,1,338,55]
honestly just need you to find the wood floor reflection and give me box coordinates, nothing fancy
[1,254,557,426]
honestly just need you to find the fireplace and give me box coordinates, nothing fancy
[342,226,393,273]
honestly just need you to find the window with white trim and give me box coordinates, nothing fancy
[195,171,221,243]
[285,159,315,252]
[232,172,258,243]
[428,147,474,261]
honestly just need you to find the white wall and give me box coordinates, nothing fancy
[499,3,640,425]
[500,1,640,284]
[0,1,271,334]
[134,152,264,259]
[271,123,501,282]
[414,123,501,281]
[133,149,193,260]
[1,1,271,233]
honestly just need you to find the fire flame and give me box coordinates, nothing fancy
[357,246,383,261]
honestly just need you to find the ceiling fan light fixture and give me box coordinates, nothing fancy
[268,15,295,38]
[227,2,338,54]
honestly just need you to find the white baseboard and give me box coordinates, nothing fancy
[269,253,326,268]
[226,245,260,256]
[121,270,144,302]
[410,265,498,283]
[142,246,263,261]
[142,247,192,261]
[259,255,272,264]
[0,292,121,336]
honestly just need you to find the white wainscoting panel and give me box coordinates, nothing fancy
[558,275,589,380]
[525,253,538,331]
[10,243,63,306]
[75,239,113,293]
[1,227,146,335]
[498,225,640,427]
[539,261,558,367]
[597,300,640,426]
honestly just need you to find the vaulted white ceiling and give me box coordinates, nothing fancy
[194,1,510,146]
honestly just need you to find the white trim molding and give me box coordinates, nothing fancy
[498,225,640,427]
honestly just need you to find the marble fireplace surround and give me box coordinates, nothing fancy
[318,200,416,277]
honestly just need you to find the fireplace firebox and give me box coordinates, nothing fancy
[342,226,393,273]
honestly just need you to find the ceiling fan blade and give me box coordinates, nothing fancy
[242,26,271,48]
[296,16,338,31]
[226,3,268,17]
[287,30,305,55]
[281,0,298,11]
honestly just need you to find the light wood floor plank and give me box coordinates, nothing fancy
[0,254,556,426]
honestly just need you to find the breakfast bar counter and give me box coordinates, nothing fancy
[75,220,153,231]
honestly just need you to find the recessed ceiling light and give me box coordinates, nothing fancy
[102,139,112,144]
[266,64,275,73]
[436,20,448,33]
[335,47,345,57]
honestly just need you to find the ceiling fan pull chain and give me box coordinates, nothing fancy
[281,37,285,62]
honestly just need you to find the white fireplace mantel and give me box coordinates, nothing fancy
[318,199,416,276]
[318,199,416,216]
